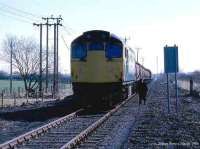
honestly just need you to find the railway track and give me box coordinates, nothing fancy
[0,94,136,149]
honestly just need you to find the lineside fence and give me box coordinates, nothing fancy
[0,82,72,108]
[177,79,200,96]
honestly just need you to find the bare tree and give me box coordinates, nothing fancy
[1,35,44,96]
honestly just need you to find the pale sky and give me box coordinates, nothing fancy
[0,0,200,74]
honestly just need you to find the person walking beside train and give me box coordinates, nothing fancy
[136,79,148,105]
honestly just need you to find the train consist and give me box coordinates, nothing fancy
[71,30,151,106]
[135,62,151,82]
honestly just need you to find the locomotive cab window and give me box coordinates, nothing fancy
[71,43,87,60]
[106,43,122,59]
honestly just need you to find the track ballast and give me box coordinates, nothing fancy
[0,94,136,149]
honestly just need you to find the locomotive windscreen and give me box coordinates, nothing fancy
[71,42,87,59]
[71,30,123,59]
[106,42,122,59]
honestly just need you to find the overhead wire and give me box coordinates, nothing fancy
[0,2,78,36]
[0,2,42,19]
[0,2,43,24]
[0,8,37,23]
[62,20,78,36]
[61,34,70,50]
[0,11,33,24]
[0,1,78,51]
[62,25,73,36]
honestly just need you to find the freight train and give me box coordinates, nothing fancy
[71,30,151,106]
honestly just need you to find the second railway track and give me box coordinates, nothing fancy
[0,94,137,149]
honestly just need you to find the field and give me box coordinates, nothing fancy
[0,80,24,92]
[0,80,71,92]
[0,79,73,107]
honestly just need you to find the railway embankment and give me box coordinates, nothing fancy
[0,95,81,121]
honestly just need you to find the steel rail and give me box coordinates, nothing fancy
[0,109,83,149]
[60,94,135,149]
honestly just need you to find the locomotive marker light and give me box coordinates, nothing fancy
[164,45,179,113]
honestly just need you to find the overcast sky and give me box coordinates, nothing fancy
[0,0,200,74]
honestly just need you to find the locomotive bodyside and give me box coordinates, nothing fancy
[123,47,136,84]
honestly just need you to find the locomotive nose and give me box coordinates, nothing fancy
[86,51,107,81]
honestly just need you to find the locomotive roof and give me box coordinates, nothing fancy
[71,30,123,44]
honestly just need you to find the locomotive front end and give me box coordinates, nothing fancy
[71,30,123,105]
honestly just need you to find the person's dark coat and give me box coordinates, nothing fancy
[136,79,148,104]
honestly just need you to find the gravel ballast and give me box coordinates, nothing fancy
[123,77,200,149]
[1,76,200,148]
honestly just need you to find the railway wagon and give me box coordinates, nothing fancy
[71,30,148,106]
[135,62,152,82]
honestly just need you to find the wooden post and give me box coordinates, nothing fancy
[26,90,28,103]
[18,87,20,98]
[14,92,16,106]
[175,72,178,113]
[36,90,38,101]
[167,73,170,113]
[190,79,193,96]
[1,91,4,108]
[42,88,44,102]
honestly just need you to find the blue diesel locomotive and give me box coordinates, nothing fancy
[71,30,151,106]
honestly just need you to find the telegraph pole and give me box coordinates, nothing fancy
[39,24,42,97]
[135,47,141,63]
[124,36,130,44]
[34,16,62,98]
[10,40,13,95]
[156,56,158,75]
[53,23,57,98]
[39,24,43,97]
[33,23,43,97]
[49,16,62,94]
[56,20,59,93]
[141,57,144,65]
[46,19,49,93]
[42,17,50,93]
